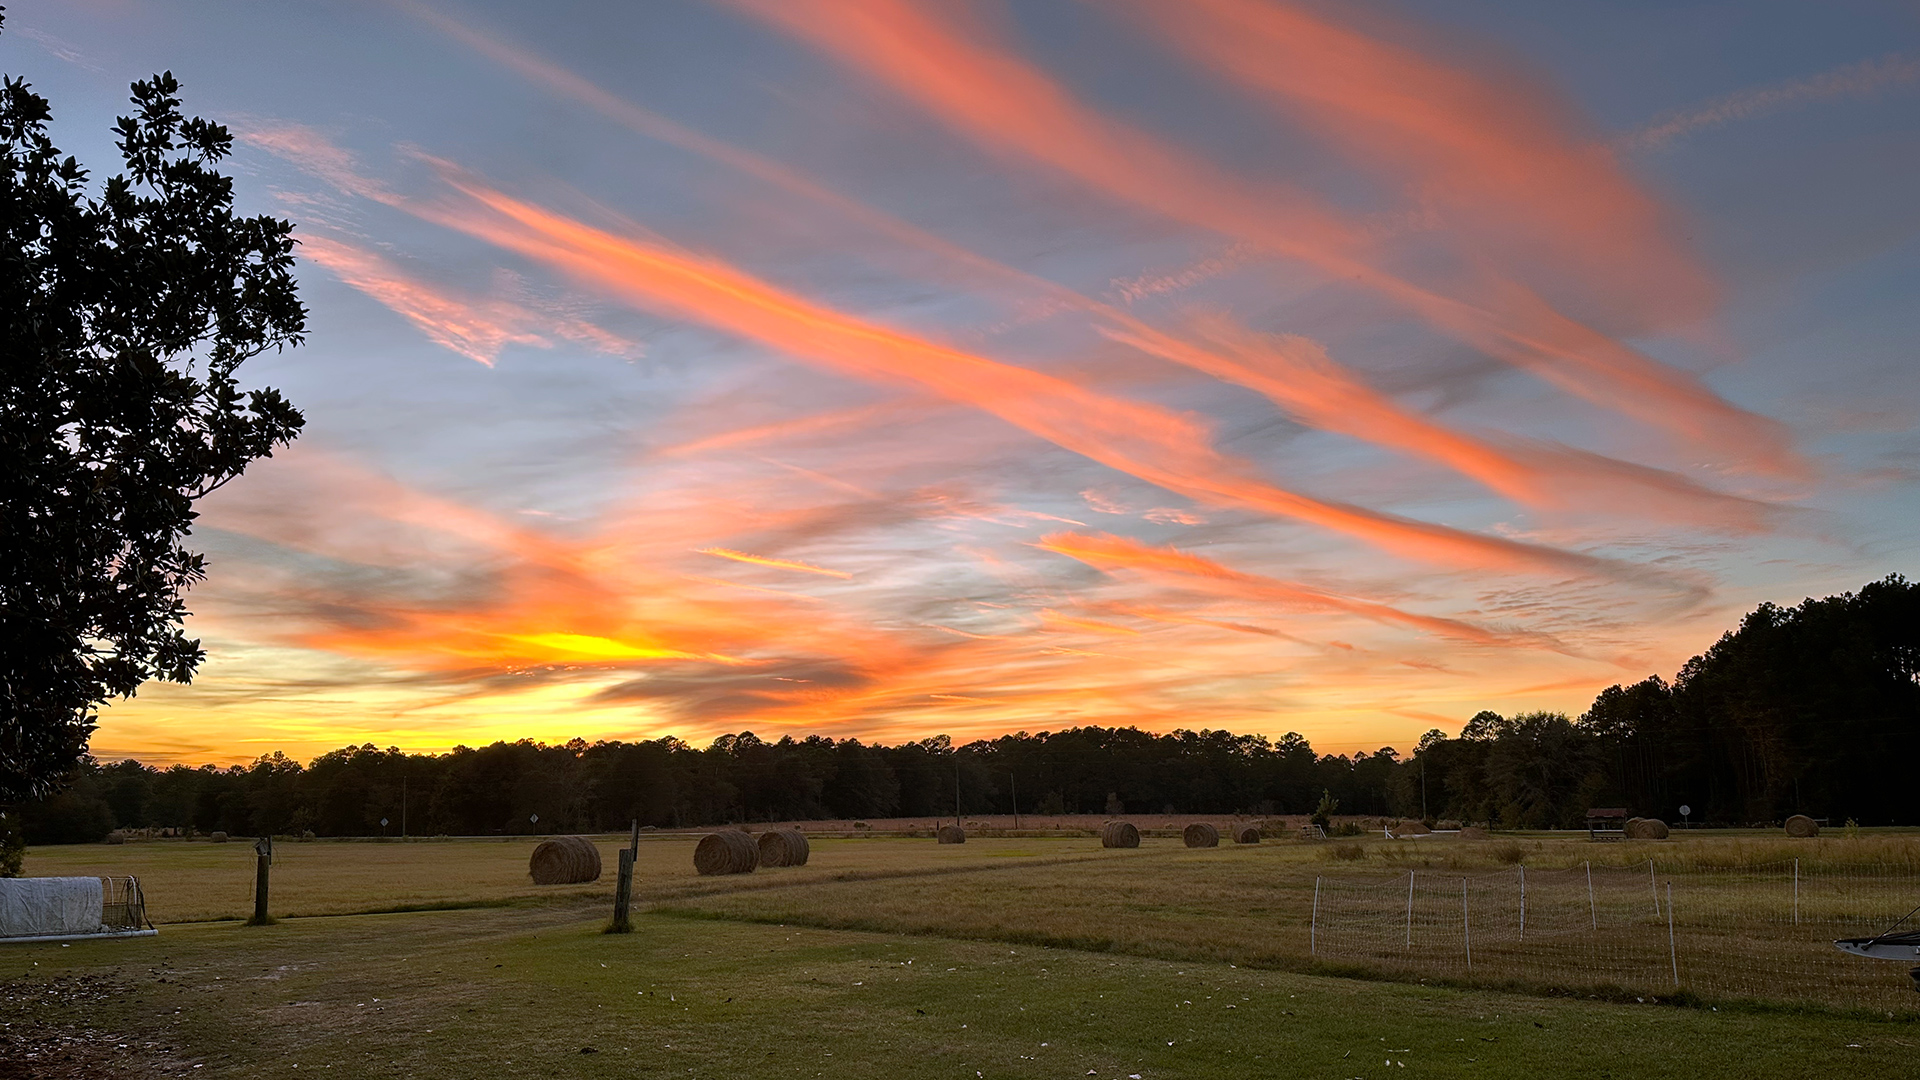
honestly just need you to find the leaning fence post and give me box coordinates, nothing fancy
[608,819,640,934]
[1311,876,1320,956]
[1518,864,1526,942]
[1462,877,1472,972]
[1586,860,1597,930]
[1792,858,1799,926]
[1665,881,1679,988]
[1649,859,1660,917]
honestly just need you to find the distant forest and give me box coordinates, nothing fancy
[14,576,1918,843]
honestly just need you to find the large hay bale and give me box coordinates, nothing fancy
[1101,821,1140,848]
[210,831,228,843]
[1183,823,1220,848]
[1233,824,1261,844]
[937,824,967,844]
[1459,826,1489,840]
[1394,819,1432,836]
[693,831,759,876]
[757,828,811,867]
[1785,814,1819,838]
[529,835,603,884]
[1625,818,1670,840]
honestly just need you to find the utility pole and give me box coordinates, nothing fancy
[1010,773,1020,830]
[401,773,408,840]
[1421,757,1428,821]
[954,758,961,824]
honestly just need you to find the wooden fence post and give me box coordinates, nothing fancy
[249,835,272,926]
[608,820,640,934]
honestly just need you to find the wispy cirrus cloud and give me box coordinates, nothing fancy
[727,0,1801,477]
[411,167,1683,585]
[1619,53,1920,152]
[299,235,637,365]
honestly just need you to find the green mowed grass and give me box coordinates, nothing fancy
[8,902,1915,1079]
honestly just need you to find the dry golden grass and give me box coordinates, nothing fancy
[19,833,1153,923]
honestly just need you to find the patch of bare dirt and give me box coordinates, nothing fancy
[0,972,198,1079]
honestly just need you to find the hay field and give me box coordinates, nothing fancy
[19,833,1149,923]
[10,829,1920,1077]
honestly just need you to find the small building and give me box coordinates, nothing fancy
[1586,807,1629,841]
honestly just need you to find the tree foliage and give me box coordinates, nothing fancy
[1,21,305,802]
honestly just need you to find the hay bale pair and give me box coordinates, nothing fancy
[757,829,811,867]
[1624,817,1670,840]
[1785,814,1820,838]
[937,824,967,845]
[530,836,603,884]
[1183,823,1219,848]
[695,831,759,876]
[1101,821,1140,848]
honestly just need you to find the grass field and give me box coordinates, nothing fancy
[9,831,1920,1077]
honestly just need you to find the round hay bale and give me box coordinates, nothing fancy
[1785,814,1819,838]
[757,828,811,867]
[529,835,603,884]
[1392,820,1431,837]
[1458,826,1489,840]
[937,824,967,844]
[1625,818,1670,840]
[1183,823,1220,848]
[1233,824,1261,844]
[1101,821,1140,848]
[104,831,126,845]
[210,831,228,843]
[693,831,759,876]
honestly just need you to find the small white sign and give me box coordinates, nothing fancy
[1679,805,1691,817]
[380,818,389,827]
[530,813,539,824]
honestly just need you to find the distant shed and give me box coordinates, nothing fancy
[1586,807,1630,842]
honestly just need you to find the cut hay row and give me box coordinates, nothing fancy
[1101,821,1140,848]
[937,824,966,845]
[694,831,759,876]
[1183,823,1219,848]
[528,836,602,884]
[757,829,811,867]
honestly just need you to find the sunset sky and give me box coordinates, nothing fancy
[10,1,1919,766]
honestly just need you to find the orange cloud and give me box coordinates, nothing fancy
[1038,531,1567,652]
[729,0,1800,476]
[394,15,1782,525]
[1130,0,1715,327]
[300,235,635,365]
[1117,314,1776,532]
[411,170,1666,583]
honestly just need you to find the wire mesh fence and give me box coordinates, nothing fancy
[1311,860,1920,1013]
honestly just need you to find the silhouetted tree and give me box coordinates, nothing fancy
[1,24,305,802]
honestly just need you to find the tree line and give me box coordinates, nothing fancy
[10,575,1916,845]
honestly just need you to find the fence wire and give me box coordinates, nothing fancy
[1311,860,1920,1013]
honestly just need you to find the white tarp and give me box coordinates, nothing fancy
[0,877,104,938]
